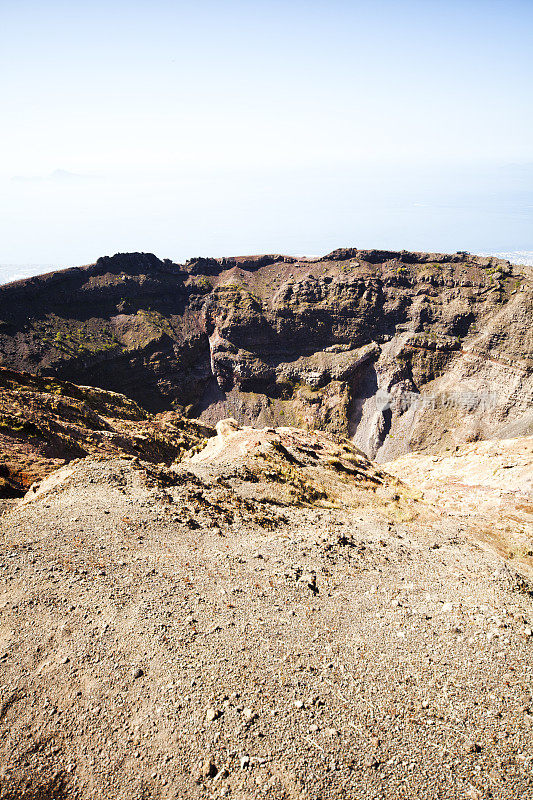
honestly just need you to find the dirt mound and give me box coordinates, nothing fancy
[180,419,418,520]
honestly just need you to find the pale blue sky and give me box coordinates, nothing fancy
[1,0,532,265]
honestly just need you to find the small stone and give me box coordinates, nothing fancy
[242,707,255,722]
[240,755,250,769]
[294,700,304,709]
[465,740,482,754]
[524,627,532,637]
[201,757,218,778]
[206,707,219,722]
[132,667,144,680]
[299,573,318,594]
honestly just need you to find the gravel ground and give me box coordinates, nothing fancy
[1,454,532,799]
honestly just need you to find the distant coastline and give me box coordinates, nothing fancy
[0,264,57,286]
[477,251,533,266]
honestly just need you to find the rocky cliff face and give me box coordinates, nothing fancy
[0,248,531,459]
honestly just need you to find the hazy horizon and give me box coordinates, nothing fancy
[1,0,532,265]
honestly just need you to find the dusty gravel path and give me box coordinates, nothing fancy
[1,454,532,799]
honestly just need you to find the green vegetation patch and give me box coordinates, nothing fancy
[0,414,39,435]
[33,315,121,356]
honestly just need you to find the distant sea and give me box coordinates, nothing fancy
[0,264,57,286]
[477,251,533,266]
